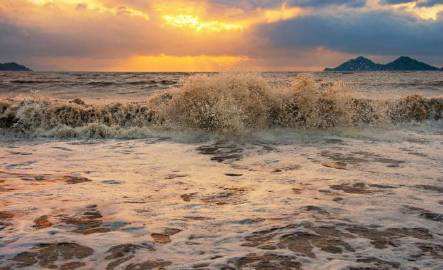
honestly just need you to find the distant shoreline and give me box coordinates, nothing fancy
[0,62,32,72]
[2,70,443,74]
[325,56,442,72]
[2,58,443,73]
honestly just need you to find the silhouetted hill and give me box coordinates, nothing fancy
[325,56,383,71]
[0,62,31,71]
[325,56,440,72]
[383,56,439,71]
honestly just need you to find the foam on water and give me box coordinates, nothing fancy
[0,72,442,269]
[1,73,441,138]
[0,132,441,269]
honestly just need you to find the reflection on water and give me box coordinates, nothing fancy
[0,126,442,269]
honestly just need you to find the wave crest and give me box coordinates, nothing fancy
[1,73,441,137]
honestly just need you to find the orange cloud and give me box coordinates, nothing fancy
[152,0,304,33]
[27,0,150,19]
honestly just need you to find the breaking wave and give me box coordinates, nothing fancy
[0,73,441,138]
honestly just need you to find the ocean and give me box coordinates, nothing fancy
[0,71,442,269]
[2,71,443,102]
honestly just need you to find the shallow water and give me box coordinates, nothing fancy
[0,125,442,269]
[0,72,442,269]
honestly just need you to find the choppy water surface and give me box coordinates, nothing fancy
[1,71,443,102]
[0,71,442,269]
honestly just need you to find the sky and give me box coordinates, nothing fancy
[1,0,442,71]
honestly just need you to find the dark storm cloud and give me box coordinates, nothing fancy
[213,0,366,8]
[417,0,443,7]
[0,21,85,58]
[381,0,415,4]
[258,9,443,57]
[0,20,129,58]
[289,0,366,7]
[381,0,443,6]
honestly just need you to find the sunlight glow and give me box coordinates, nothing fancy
[154,1,303,33]
[386,1,443,20]
[112,55,249,72]
[261,5,304,23]
[162,15,245,32]
[414,6,443,20]
[26,0,303,33]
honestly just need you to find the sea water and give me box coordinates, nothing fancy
[0,71,442,269]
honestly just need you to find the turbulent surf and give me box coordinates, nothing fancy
[0,71,442,270]
[1,73,442,138]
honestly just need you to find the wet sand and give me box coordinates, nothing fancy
[0,129,442,269]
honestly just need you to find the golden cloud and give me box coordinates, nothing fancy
[152,0,304,33]
[27,0,150,20]
[377,0,443,20]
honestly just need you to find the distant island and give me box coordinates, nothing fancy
[325,56,442,72]
[0,62,32,71]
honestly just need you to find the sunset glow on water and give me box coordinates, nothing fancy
[1,1,443,269]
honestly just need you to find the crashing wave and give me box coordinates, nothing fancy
[0,73,441,138]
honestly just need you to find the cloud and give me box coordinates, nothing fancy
[289,0,367,8]
[0,0,442,70]
[381,0,415,4]
[213,0,366,8]
[257,9,443,57]
[416,0,443,7]
[381,0,443,7]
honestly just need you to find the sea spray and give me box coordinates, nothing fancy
[0,73,441,138]
[147,73,276,132]
[148,73,441,130]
